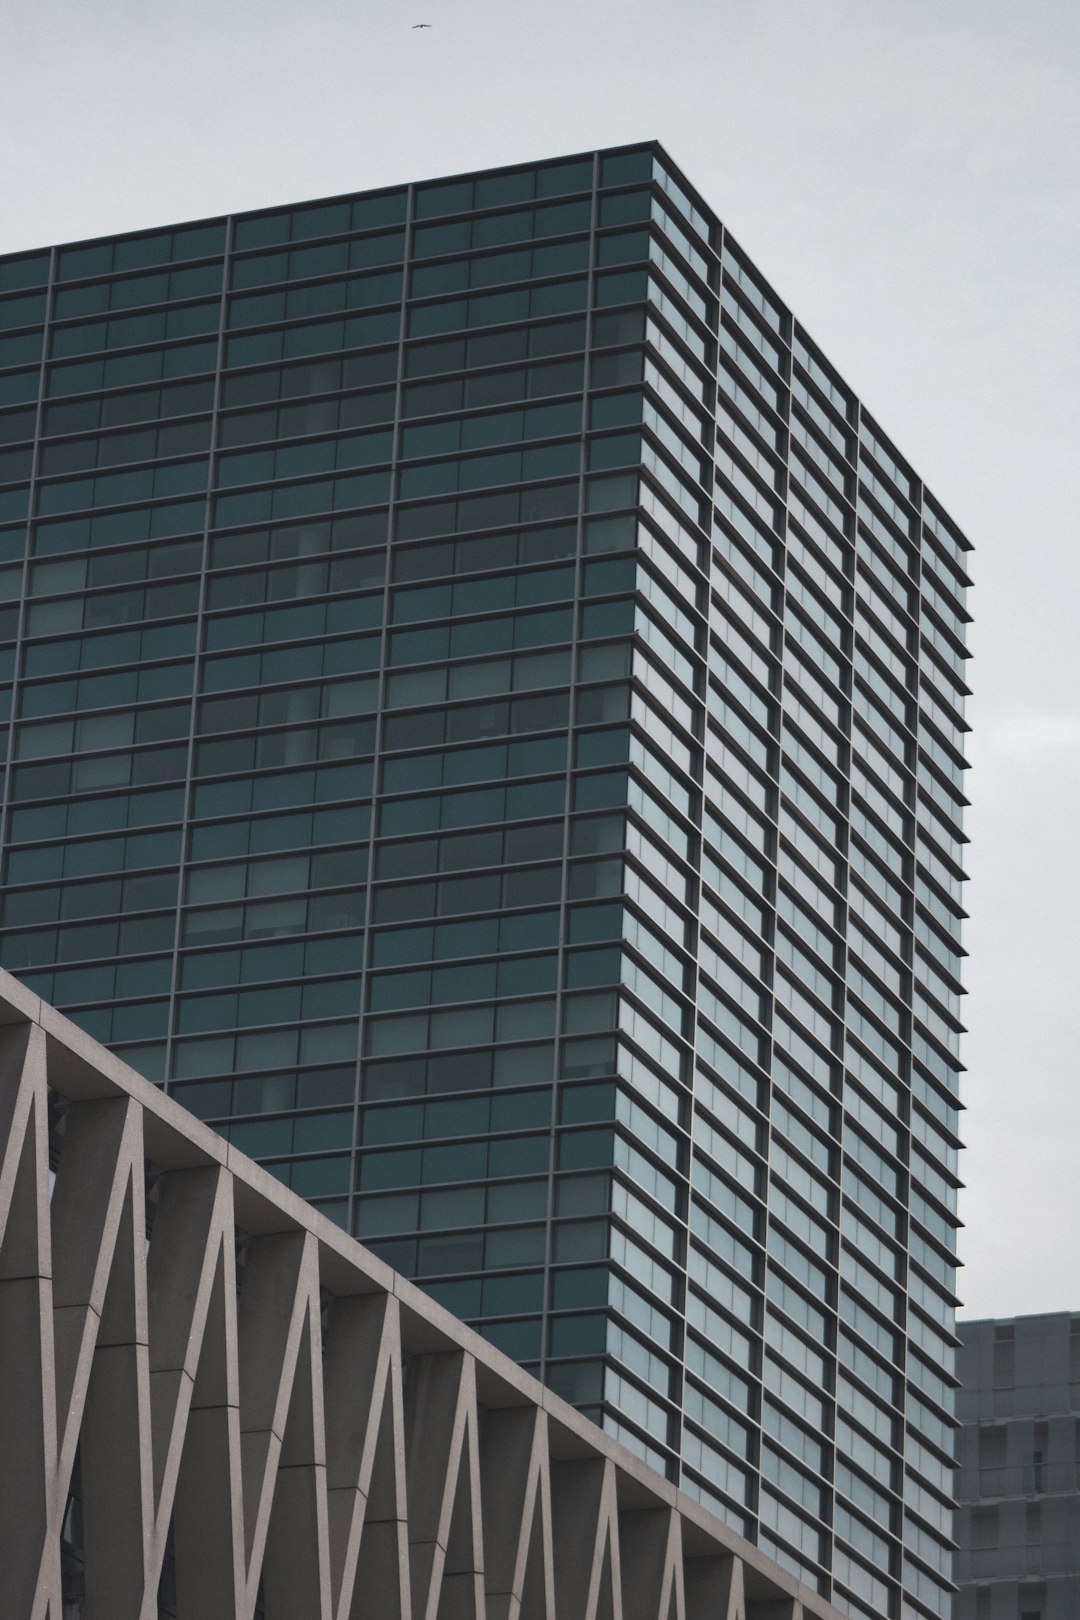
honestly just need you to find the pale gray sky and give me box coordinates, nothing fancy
[2,0,1078,1318]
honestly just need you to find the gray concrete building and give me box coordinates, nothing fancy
[956,1314,1080,1620]
[1,965,849,1620]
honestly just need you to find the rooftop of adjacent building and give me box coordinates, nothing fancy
[959,1311,1080,1344]
[958,1312,1080,1428]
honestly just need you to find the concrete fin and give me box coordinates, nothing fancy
[0,1023,47,1274]
[235,1228,322,1606]
[347,1336,411,1620]
[146,1165,233,1514]
[363,1321,408,1520]
[349,1509,412,1620]
[191,1218,240,1411]
[620,1509,685,1620]
[49,1094,145,1482]
[660,1518,687,1620]
[438,1405,485,1620]
[480,1406,554,1620]
[324,1294,411,1620]
[0,1025,58,1619]
[685,1555,745,1620]
[164,1201,246,1620]
[405,1350,485,1620]
[261,1281,333,1620]
[592,1533,619,1620]
[552,1458,623,1620]
[77,1152,155,1617]
[171,1397,246,1619]
[516,1465,556,1620]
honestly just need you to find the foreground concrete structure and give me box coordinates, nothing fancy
[0,966,848,1620]
[956,1314,1080,1620]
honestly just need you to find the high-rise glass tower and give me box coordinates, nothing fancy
[0,143,969,1620]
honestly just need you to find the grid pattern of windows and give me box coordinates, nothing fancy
[955,1317,1080,1620]
[0,142,970,1620]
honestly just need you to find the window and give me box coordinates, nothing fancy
[978,1424,1006,1474]
[993,1324,1015,1389]
[970,1506,998,1548]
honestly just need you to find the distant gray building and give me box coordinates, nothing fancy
[956,1314,1080,1620]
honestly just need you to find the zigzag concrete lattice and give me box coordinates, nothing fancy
[0,967,853,1620]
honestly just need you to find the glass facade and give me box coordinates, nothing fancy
[0,142,970,1619]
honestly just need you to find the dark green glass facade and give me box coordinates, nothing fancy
[0,143,969,1620]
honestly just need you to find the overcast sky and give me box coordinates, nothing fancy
[2,0,1077,1320]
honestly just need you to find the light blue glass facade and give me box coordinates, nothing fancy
[0,143,970,1619]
